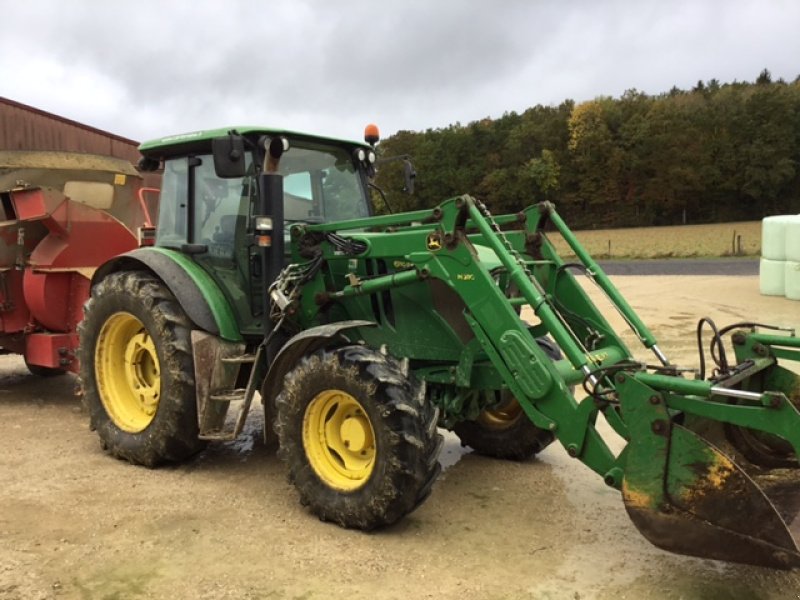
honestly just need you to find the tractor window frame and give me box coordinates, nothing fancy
[155,157,189,248]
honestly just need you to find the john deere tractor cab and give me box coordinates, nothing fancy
[137,127,376,338]
[81,124,800,569]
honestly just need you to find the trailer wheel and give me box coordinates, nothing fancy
[24,361,66,377]
[275,345,442,529]
[453,337,562,460]
[78,271,204,467]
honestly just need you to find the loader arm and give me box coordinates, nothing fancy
[291,195,800,569]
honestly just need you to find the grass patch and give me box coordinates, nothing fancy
[548,221,761,259]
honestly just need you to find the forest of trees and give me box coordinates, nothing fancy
[373,70,800,229]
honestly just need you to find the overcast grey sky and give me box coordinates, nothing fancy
[1,0,798,144]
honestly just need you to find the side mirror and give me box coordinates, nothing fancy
[212,135,246,178]
[137,156,161,172]
[403,159,416,194]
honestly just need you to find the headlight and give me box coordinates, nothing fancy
[255,216,273,231]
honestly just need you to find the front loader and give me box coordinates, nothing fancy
[80,125,800,568]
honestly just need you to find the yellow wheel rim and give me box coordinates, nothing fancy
[478,396,523,431]
[302,390,376,491]
[94,312,161,433]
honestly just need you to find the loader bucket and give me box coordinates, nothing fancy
[622,423,800,568]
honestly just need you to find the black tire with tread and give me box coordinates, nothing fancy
[25,361,67,377]
[453,395,555,461]
[78,271,205,467]
[453,337,562,461]
[275,345,442,530]
[725,422,799,468]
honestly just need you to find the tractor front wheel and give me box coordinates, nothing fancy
[275,345,442,529]
[78,271,204,467]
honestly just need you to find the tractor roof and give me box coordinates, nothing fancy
[139,126,369,158]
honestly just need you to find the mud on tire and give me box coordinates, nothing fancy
[78,271,204,467]
[275,345,443,530]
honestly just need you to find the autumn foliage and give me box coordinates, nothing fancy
[374,70,800,229]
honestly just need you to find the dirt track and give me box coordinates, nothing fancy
[3,274,800,599]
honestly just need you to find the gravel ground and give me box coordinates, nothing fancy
[2,273,800,600]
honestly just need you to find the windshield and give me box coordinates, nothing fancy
[279,140,370,223]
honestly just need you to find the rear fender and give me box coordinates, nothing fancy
[92,247,241,342]
[260,320,375,445]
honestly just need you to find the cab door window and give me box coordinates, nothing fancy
[193,155,251,260]
[155,157,189,247]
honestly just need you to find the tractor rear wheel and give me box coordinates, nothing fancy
[275,345,442,529]
[78,271,204,467]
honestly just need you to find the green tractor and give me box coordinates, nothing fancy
[80,125,800,567]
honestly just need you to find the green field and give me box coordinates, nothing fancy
[548,220,761,259]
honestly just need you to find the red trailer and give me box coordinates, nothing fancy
[0,151,157,375]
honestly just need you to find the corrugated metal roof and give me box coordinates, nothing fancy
[0,97,142,164]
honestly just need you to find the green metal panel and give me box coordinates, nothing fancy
[497,330,552,398]
[148,247,242,342]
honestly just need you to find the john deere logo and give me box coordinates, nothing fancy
[426,233,442,251]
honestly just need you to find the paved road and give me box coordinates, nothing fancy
[597,257,759,276]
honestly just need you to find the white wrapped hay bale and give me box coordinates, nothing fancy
[761,215,799,260]
[785,218,800,262]
[760,258,786,296]
[784,261,800,300]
